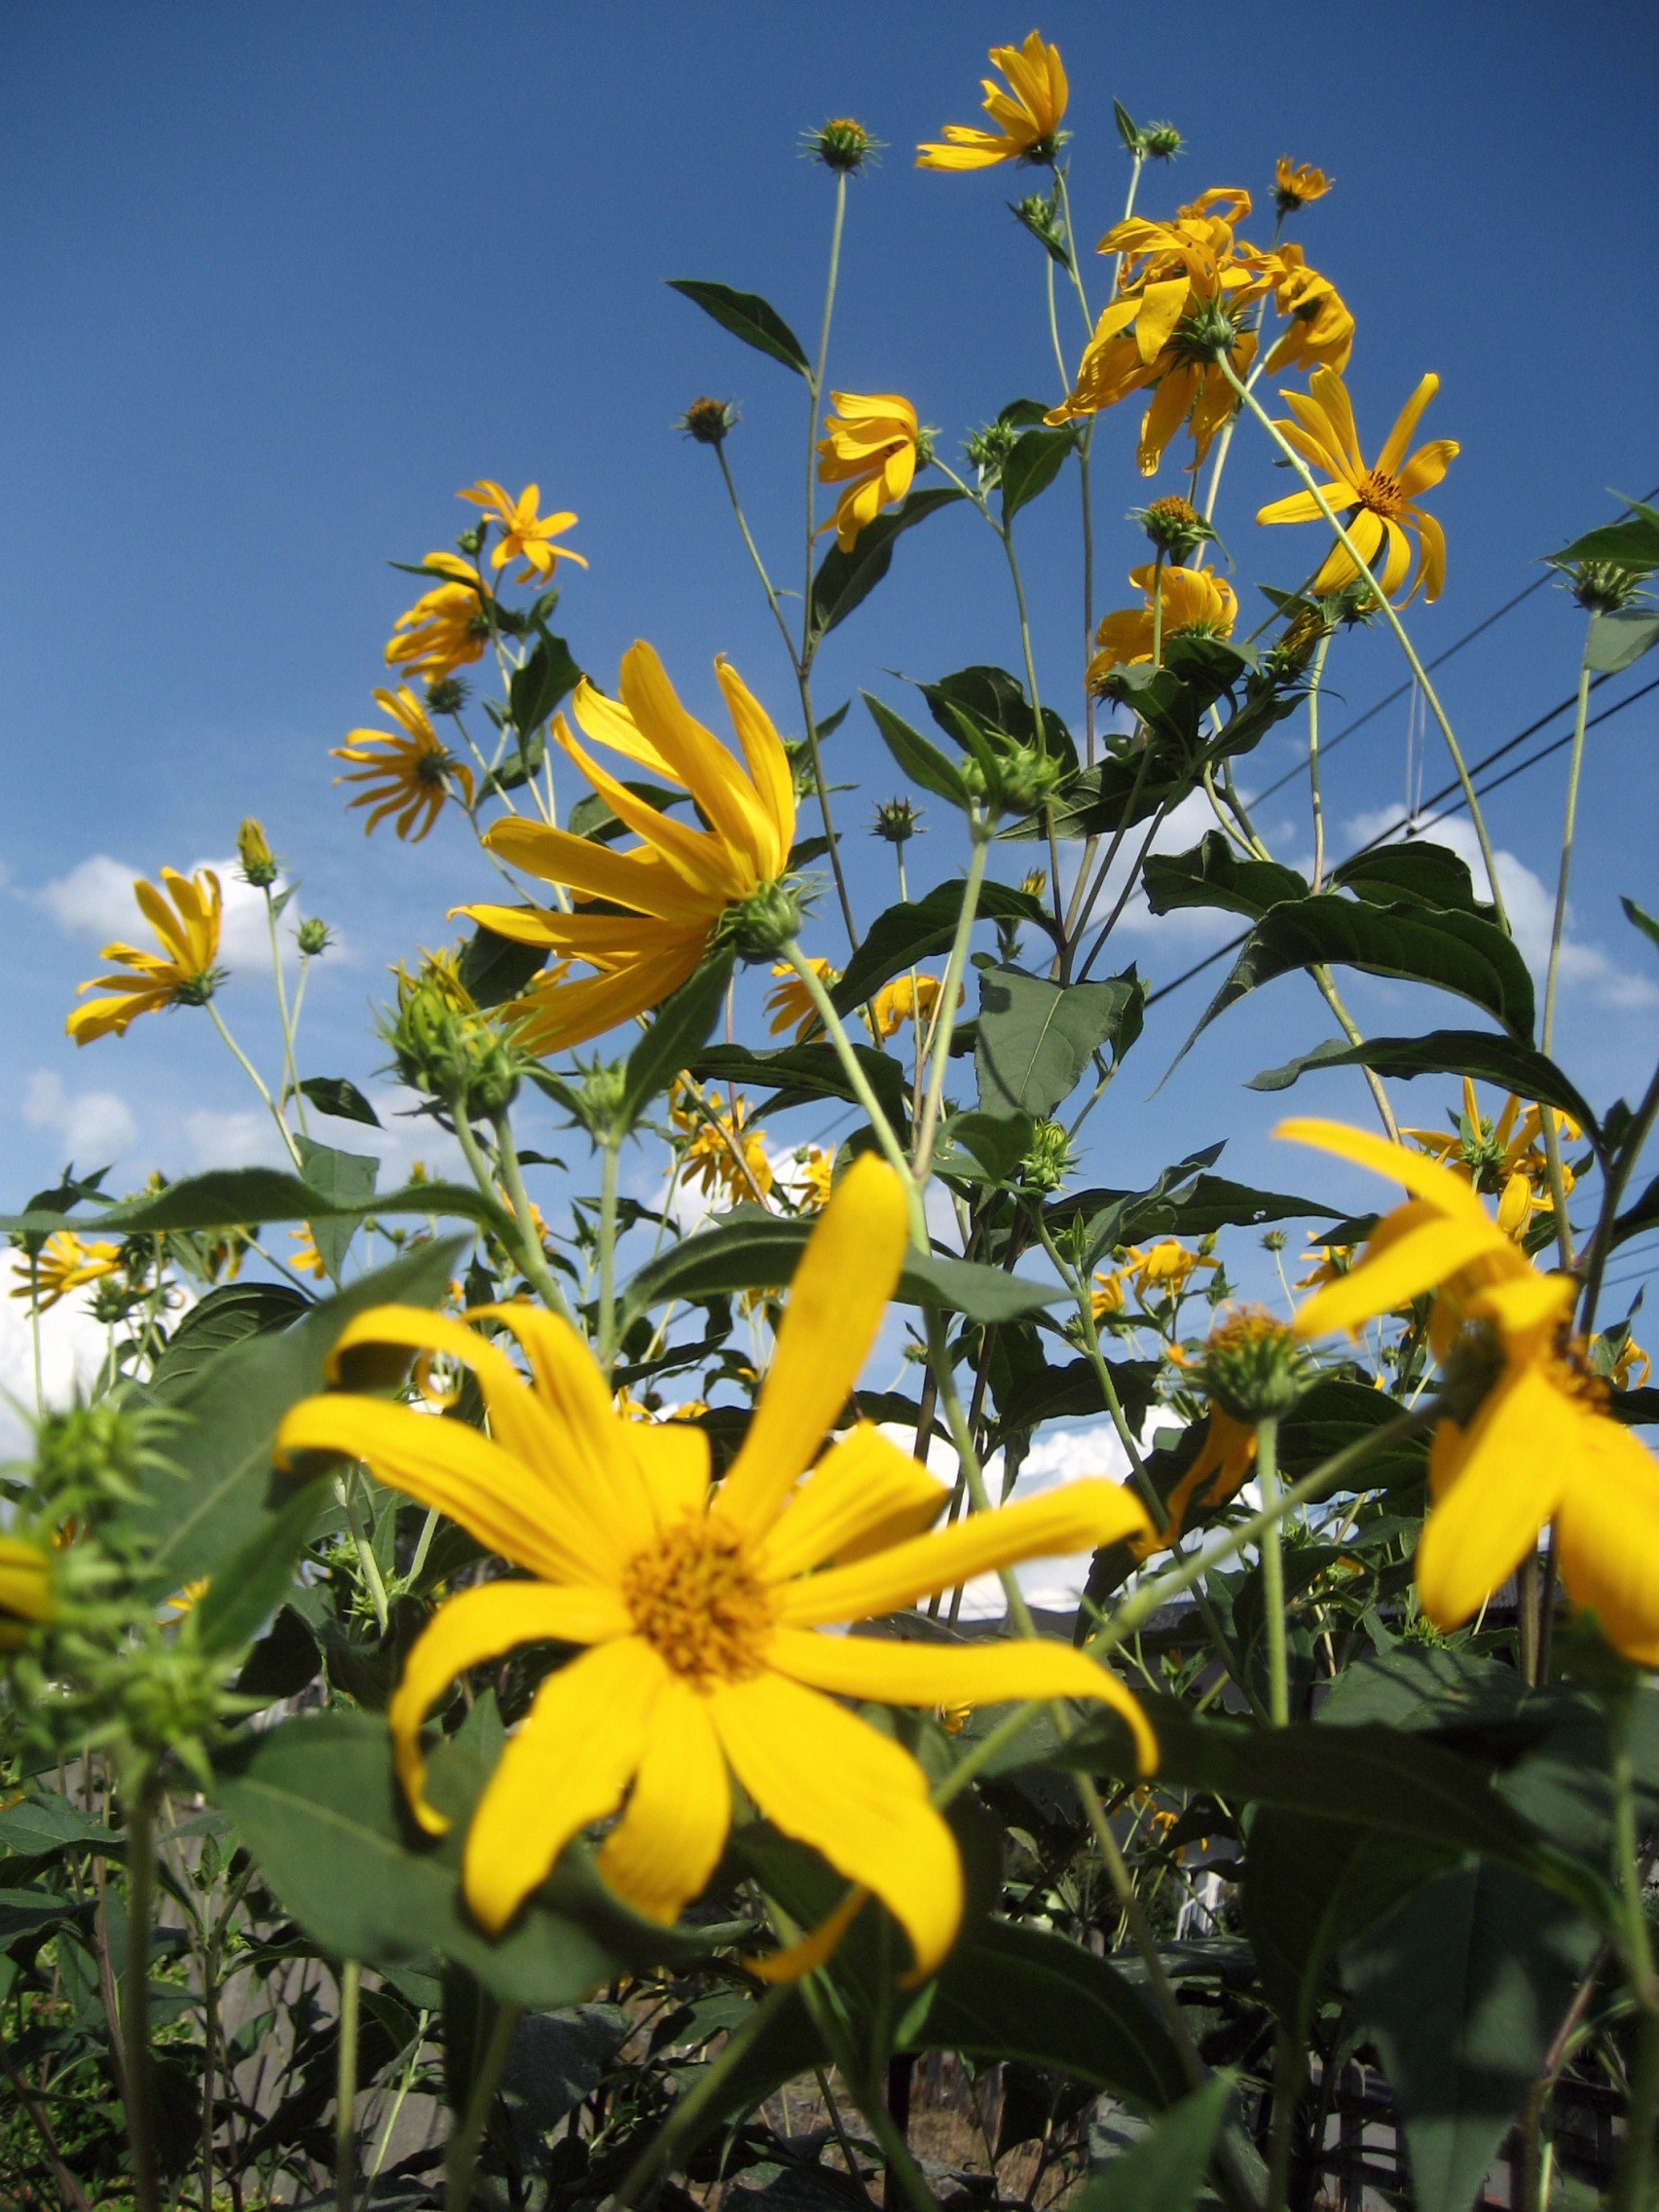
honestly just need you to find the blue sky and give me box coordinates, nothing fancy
[2,0,1656,1332]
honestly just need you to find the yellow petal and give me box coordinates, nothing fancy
[1133,276,1192,365]
[714,657,796,872]
[1414,1365,1573,1628]
[746,1885,868,1983]
[390,1580,630,1833]
[462,1637,665,1933]
[715,1158,910,1538]
[1377,373,1440,480]
[1274,1118,1494,1224]
[776,1481,1151,1627]
[710,1669,962,1979]
[596,1675,730,1924]
[483,815,718,928]
[617,642,780,872]
[631,1420,714,1525]
[1294,1213,1508,1340]
[1554,1418,1659,1664]
[758,1422,948,1581]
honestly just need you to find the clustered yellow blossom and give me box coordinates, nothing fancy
[679,1091,774,1205]
[289,1228,329,1280]
[384,553,493,682]
[67,869,224,1046]
[457,481,586,585]
[1261,244,1354,379]
[1119,1239,1220,1302]
[1402,1083,1580,1244]
[12,1233,122,1312]
[1273,158,1334,215]
[915,31,1068,171]
[1089,562,1238,684]
[792,1147,836,1212]
[816,394,920,551]
[333,687,475,843]
[765,958,840,1043]
[865,973,961,1043]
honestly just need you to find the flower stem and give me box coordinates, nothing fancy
[1307,627,1333,893]
[1221,354,1509,935]
[335,1957,360,2212]
[335,1471,390,1634]
[1256,1416,1289,1725]
[266,887,308,1135]
[781,941,925,1244]
[614,1982,799,2210]
[1610,1712,1659,2212]
[912,828,990,1181]
[206,1000,305,1170]
[597,1132,621,1377]
[996,523,1065,937]
[487,1107,575,1324]
[122,1774,160,2212]
[443,2000,520,2212]
[1537,631,1597,1270]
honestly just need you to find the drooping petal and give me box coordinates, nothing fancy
[390,1580,631,1833]
[1413,1365,1574,1628]
[507,949,706,1055]
[482,815,717,927]
[758,1422,948,1581]
[715,1158,910,1538]
[596,1676,731,1924]
[1133,277,1192,365]
[554,723,749,902]
[714,658,796,870]
[1554,1419,1659,1665]
[1293,1213,1509,1340]
[1274,1118,1495,1224]
[618,642,782,869]
[462,1636,666,1933]
[1397,438,1458,499]
[768,1626,1157,1773]
[1415,509,1449,604]
[711,1670,963,1978]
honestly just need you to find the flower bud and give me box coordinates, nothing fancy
[803,117,876,174]
[716,878,804,963]
[679,397,740,447]
[1191,1306,1312,1421]
[297,917,332,957]
[1021,1120,1073,1194]
[1142,122,1184,161]
[1130,496,1217,562]
[873,797,923,845]
[387,951,525,1116]
[1567,561,1643,615]
[237,818,278,889]
[424,676,468,716]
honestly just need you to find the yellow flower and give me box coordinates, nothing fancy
[1294,1243,1351,1292]
[1121,1240,1220,1301]
[289,1228,329,1281]
[1402,1083,1579,1245]
[816,394,919,552]
[457,481,587,586]
[1133,1406,1258,1559]
[67,868,223,1046]
[1088,563,1238,684]
[1613,1337,1652,1392]
[939,1700,973,1737]
[765,958,840,1043]
[274,1159,1155,1968]
[681,1093,773,1204]
[1273,158,1334,214]
[333,687,476,843]
[793,1148,836,1213]
[1256,367,1458,604]
[459,645,797,1057]
[162,1577,209,1621]
[1090,1271,1125,1321]
[1261,244,1354,378]
[12,1233,122,1312]
[1046,188,1275,475]
[1279,1117,1659,1660]
[385,553,494,682]
[0,1535,54,1651]
[915,30,1068,170]
[866,974,961,1043]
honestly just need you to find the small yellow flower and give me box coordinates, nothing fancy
[333,687,476,843]
[1294,1243,1352,1291]
[793,1148,836,1214]
[1273,158,1334,215]
[1402,1085,1579,1245]
[0,1534,55,1650]
[765,958,840,1043]
[1256,367,1458,604]
[681,1094,773,1204]
[162,1577,209,1621]
[289,1228,329,1280]
[11,1233,122,1312]
[1262,244,1354,379]
[385,554,494,682]
[939,1700,973,1736]
[1121,1239,1220,1301]
[916,31,1068,170]
[866,974,961,1043]
[456,481,587,586]
[1088,563,1238,684]
[67,869,224,1045]
[816,393,920,552]
[274,1159,1155,1967]
[1090,1271,1125,1321]
[1613,1338,1652,1392]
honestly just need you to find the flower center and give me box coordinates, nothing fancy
[1356,467,1405,519]
[622,1518,773,1685]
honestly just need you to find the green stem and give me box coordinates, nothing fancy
[1256,1418,1288,1725]
[28,1257,42,1418]
[266,887,309,1135]
[122,1777,160,2212]
[1222,355,1509,934]
[362,2010,430,2206]
[444,2000,520,2212]
[1610,1720,1659,2212]
[912,828,991,1181]
[336,1472,390,1634]
[717,443,797,670]
[1264,2028,1304,2212]
[336,1957,361,2212]
[486,1107,575,1324]
[613,1981,798,2210]
[997,525,1065,938]
[1307,628,1333,893]
[782,940,924,1242]
[1538,634,1597,1271]
[1581,1059,1659,1337]
[1311,966,1401,1143]
[597,1133,620,1377]
[206,1000,304,1170]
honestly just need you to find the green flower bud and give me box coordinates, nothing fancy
[1021,1120,1073,1195]
[873,796,923,845]
[297,917,332,957]
[1191,1307,1313,1421]
[716,878,804,964]
[236,817,279,889]
[803,117,877,174]
[386,951,526,1116]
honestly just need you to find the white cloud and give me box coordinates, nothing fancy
[1067,788,1250,947]
[28,854,343,977]
[1344,810,1659,1014]
[20,1069,137,1165]
[0,1271,111,1457]
[183,1107,290,1171]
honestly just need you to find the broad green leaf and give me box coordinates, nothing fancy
[298,1076,382,1127]
[143,1237,461,1587]
[0,1792,116,1862]
[808,487,965,641]
[0,1887,78,1949]
[863,692,971,805]
[992,1352,1159,1438]
[919,664,1076,774]
[148,1282,313,1402]
[1001,424,1081,524]
[1590,607,1659,670]
[1054,1154,1335,1267]
[1545,501,1659,576]
[831,879,1054,1014]
[507,631,581,735]
[296,1133,378,1281]
[1070,2075,1235,2211]
[665,278,809,377]
[1277,1378,1429,1494]
[620,954,734,1129]
[689,1041,911,1136]
[567,778,689,846]
[1186,896,1537,1052]
[934,1108,1036,1183]
[1112,97,1140,152]
[1623,894,1659,955]
[1341,1863,1599,2212]
[976,965,1147,1118]
[0,1169,507,1242]
[1246,1028,1601,1146]
[457,921,547,1008]
[1142,832,1308,921]
[1330,841,1491,916]
[193,1479,330,1657]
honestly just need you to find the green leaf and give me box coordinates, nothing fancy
[689,1041,911,1136]
[1070,2076,1235,2212]
[666,278,810,377]
[831,878,1054,1015]
[808,488,965,640]
[1588,607,1659,672]
[1246,1028,1601,1144]
[567,779,689,846]
[298,1077,382,1128]
[193,1478,330,1657]
[148,1283,313,1401]
[1112,97,1141,153]
[1341,1862,1599,2212]
[1277,1378,1429,1493]
[296,1134,378,1282]
[0,1886,78,1949]
[919,664,1076,772]
[1623,895,1659,955]
[863,692,970,805]
[935,1108,1035,1183]
[507,632,581,735]
[0,1171,507,1243]
[1142,832,1308,921]
[1330,841,1492,916]
[1185,896,1537,1054]
[976,965,1145,1118]
[1001,424,1081,524]
[0,1792,116,1862]
[143,1238,461,1588]
[457,922,547,1009]
[620,954,735,1130]
[1546,501,1659,575]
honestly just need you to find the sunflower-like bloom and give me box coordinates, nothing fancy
[0,1534,54,1650]
[385,554,494,682]
[1402,1083,1581,1246]
[1273,159,1333,215]
[1133,1406,1258,1560]
[680,1093,773,1204]
[1256,368,1457,605]
[1090,1270,1125,1321]
[915,31,1068,170]
[67,869,224,1046]
[333,687,476,843]
[816,394,920,552]
[1614,1338,1652,1392]
[1088,563,1238,684]
[458,645,797,1056]
[1122,1239,1220,1302]
[289,1228,329,1280]
[1261,245,1354,379]
[1279,1118,1659,1660]
[1046,188,1276,475]
[274,1160,1155,1967]
[865,974,960,1043]
[792,1147,835,1213]
[457,482,587,586]
[765,958,840,1043]
[12,1233,122,1311]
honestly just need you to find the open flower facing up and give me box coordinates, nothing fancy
[1261,245,1354,379]
[67,869,224,1046]
[1088,563,1238,684]
[457,482,587,586]
[915,30,1068,170]
[816,394,920,552]
[333,687,476,842]
[459,644,797,1056]
[275,1159,1155,1970]
[1256,368,1457,604]
[12,1233,122,1312]
[1273,159,1334,216]
[1402,1082,1581,1245]
[865,973,961,1043]
[679,1092,773,1205]
[765,957,840,1043]
[1280,1118,1659,1661]
[385,554,493,682]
